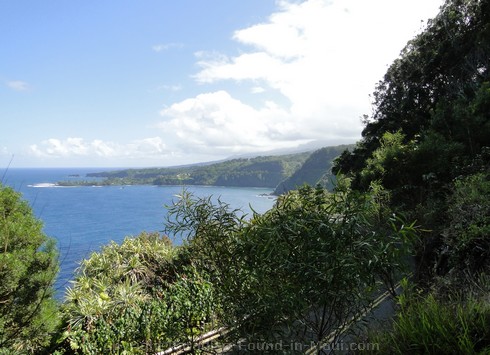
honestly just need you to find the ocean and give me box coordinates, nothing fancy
[1,168,276,299]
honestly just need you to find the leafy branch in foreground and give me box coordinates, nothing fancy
[165,182,418,352]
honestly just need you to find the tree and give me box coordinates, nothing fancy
[164,190,248,341]
[334,0,490,191]
[165,184,418,352]
[0,184,59,353]
[237,184,417,350]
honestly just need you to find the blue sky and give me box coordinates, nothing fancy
[1,0,443,168]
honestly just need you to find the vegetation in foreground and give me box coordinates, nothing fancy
[1,0,489,353]
[364,277,490,354]
[0,185,59,353]
[55,232,216,354]
[334,0,490,352]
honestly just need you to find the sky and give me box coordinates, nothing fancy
[1,0,444,168]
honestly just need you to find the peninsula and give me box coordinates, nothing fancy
[57,144,353,194]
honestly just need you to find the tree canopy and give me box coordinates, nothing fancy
[334,0,490,201]
[0,184,59,353]
[164,183,417,349]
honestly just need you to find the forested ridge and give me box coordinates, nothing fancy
[273,145,353,194]
[63,152,312,189]
[59,147,351,194]
[1,0,490,353]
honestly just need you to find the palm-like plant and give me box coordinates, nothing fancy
[58,231,216,353]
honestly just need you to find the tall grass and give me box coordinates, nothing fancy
[366,279,490,354]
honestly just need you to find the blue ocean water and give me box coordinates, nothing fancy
[1,168,276,298]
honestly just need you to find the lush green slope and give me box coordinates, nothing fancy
[73,152,311,188]
[273,144,353,195]
[331,1,490,352]
[59,146,355,191]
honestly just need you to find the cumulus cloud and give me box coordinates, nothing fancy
[159,91,310,154]
[23,0,441,167]
[29,137,169,159]
[159,0,441,156]
[6,80,30,91]
[128,137,168,155]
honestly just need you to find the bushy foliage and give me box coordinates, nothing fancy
[334,0,490,198]
[166,183,418,350]
[367,278,490,355]
[238,184,417,346]
[0,184,59,353]
[440,173,490,276]
[57,232,217,354]
[164,191,247,334]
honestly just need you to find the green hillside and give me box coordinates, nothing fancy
[59,145,355,191]
[273,144,353,195]
[59,146,357,190]
[72,152,312,188]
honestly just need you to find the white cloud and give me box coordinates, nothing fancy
[90,140,119,157]
[160,0,441,156]
[152,43,183,52]
[29,137,170,160]
[159,91,309,154]
[129,137,168,155]
[21,0,442,167]
[6,80,30,91]
[30,138,88,157]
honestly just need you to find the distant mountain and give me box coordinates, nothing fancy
[227,139,356,159]
[273,144,354,195]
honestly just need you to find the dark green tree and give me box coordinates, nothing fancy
[0,184,59,353]
[334,0,490,194]
[166,184,418,352]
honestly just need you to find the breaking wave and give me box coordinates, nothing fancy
[28,183,59,188]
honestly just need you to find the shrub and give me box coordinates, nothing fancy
[442,173,490,275]
[57,232,217,354]
[166,183,418,348]
[369,279,490,354]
